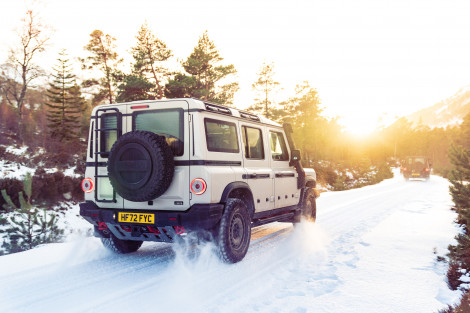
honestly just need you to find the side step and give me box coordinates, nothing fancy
[252,211,296,227]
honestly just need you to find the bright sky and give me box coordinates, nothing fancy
[1,0,470,135]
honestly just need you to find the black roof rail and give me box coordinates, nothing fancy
[239,111,260,122]
[201,100,233,116]
[192,98,262,121]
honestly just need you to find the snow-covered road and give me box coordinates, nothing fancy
[0,171,462,313]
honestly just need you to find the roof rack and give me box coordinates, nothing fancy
[203,101,233,116]
[239,111,260,122]
[194,98,262,122]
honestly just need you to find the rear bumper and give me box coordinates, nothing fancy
[79,201,224,241]
[403,171,430,179]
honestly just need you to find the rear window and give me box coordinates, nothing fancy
[242,126,264,159]
[270,131,289,161]
[408,157,425,165]
[100,114,118,157]
[204,118,239,153]
[133,109,184,156]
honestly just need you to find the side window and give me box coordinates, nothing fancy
[100,114,118,157]
[204,118,239,153]
[270,131,288,161]
[134,109,184,156]
[242,126,264,159]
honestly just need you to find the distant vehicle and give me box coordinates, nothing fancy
[402,156,432,181]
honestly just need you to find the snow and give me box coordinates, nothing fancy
[5,145,28,156]
[0,160,34,179]
[436,104,449,115]
[63,166,81,178]
[0,161,80,180]
[0,170,462,313]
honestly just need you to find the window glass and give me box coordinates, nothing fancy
[242,126,264,159]
[413,157,425,164]
[270,131,288,161]
[100,114,118,156]
[205,119,239,153]
[89,121,94,158]
[134,109,183,156]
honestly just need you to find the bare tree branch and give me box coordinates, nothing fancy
[0,9,50,142]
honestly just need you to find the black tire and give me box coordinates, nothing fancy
[107,131,174,202]
[301,188,316,222]
[101,234,143,254]
[214,198,251,263]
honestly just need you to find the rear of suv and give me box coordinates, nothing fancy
[79,98,317,263]
[402,156,432,181]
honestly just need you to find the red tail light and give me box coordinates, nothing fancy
[147,226,161,234]
[191,178,207,195]
[131,105,149,110]
[121,225,132,232]
[173,226,185,235]
[81,178,94,193]
[98,222,108,230]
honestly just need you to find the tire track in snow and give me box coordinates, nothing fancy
[0,174,456,313]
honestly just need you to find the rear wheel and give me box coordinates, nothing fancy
[214,198,251,263]
[101,234,143,254]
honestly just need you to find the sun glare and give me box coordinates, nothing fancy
[341,117,378,137]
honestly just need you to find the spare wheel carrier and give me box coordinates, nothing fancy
[107,130,174,202]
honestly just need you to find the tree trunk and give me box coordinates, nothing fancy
[150,63,163,99]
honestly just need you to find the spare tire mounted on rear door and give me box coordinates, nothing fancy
[107,130,174,202]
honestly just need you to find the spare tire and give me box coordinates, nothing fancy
[107,130,174,202]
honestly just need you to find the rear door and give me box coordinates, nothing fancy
[123,100,191,211]
[240,123,274,212]
[90,104,127,209]
[268,129,301,209]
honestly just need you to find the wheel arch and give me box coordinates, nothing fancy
[305,177,316,188]
[220,182,255,218]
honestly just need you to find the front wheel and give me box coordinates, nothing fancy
[101,234,143,254]
[301,188,317,222]
[214,198,251,263]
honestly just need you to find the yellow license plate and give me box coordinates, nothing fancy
[118,212,155,224]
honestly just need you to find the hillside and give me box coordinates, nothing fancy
[407,86,470,128]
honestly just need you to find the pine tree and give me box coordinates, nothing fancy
[164,73,197,99]
[248,62,281,119]
[0,173,63,253]
[282,82,323,161]
[131,22,172,99]
[116,75,155,102]
[446,114,470,281]
[457,112,470,149]
[45,50,84,141]
[448,113,470,217]
[165,31,238,104]
[80,30,122,105]
[448,143,470,215]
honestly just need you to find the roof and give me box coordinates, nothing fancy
[92,98,282,128]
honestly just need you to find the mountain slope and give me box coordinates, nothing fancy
[407,86,470,128]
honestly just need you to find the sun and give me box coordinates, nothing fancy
[341,116,378,137]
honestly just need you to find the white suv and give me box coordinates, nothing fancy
[80,98,317,263]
